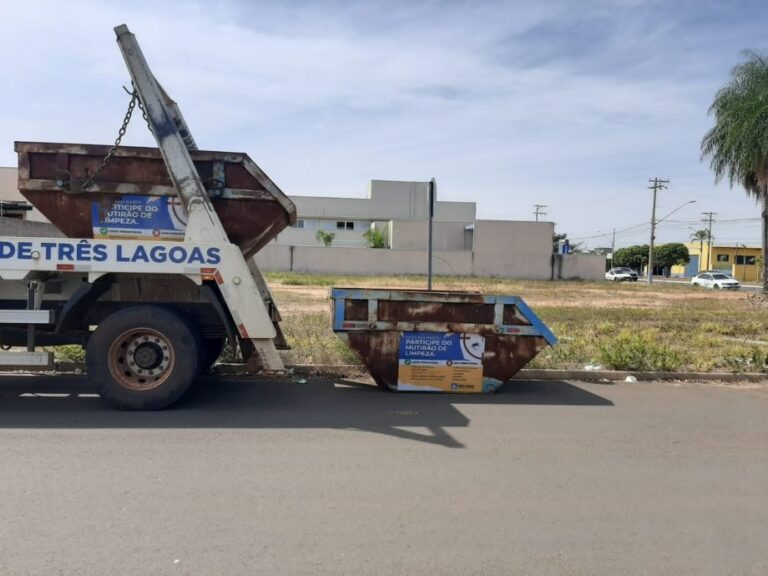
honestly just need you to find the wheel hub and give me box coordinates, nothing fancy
[108,329,174,391]
[132,341,164,370]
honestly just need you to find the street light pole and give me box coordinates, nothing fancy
[648,197,697,283]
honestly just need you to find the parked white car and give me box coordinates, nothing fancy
[691,272,740,290]
[605,267,639,282]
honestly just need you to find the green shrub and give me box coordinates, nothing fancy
[362,228,386,248]
[53,344,85,363]
[598,330,687,372]
[315,230,335,247]
[722,346,768,373]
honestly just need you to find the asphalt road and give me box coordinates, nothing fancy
[0,375,766,576]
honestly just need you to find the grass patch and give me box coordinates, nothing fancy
[50,344,85,363]
[279,311,360,366]
[266,273,768,373]
[597,330,688,372]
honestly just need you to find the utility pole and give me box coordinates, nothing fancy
[647,177,669,284]
[611,228,616,265]
[701,212,716,270]
[533,204,547,222]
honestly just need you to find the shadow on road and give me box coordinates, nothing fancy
[0,374,612,448]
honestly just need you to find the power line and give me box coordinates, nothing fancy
[570,214,760,243]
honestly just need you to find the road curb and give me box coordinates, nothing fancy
[6,362,768,384]
[213,364,768,383]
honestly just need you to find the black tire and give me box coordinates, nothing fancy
[86,305,201,410]
[200,337,226,374]
[714,284,721,290]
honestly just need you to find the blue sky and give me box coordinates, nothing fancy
[1,0,766,248]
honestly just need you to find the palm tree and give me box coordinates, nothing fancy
[690,229,712,270]
[701,51,768,292]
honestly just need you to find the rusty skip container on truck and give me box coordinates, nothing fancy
[331,288,557,393]
[14,142,296,257]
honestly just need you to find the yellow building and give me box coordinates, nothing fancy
[671,242,761,282]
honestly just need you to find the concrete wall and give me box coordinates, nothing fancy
[274,227,370,248]
[254,245,473,276]
[472,220,555,279]
[558,253,606,281]
[389,221,469,251]
[252,219,608,280]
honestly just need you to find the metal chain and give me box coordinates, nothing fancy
[135,95,153,134]
[81,89,141,190]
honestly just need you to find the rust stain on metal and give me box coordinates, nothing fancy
[333,288,555,392]
[14,141,296,258]
[378,300,493,324]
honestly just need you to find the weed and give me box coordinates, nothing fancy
[598,330,688,372]
[279,311,360,366]
[52,344,85,363]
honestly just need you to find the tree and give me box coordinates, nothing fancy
[701,51,768,292]
[654,243,690,275]
[613,244,649,269]
[315,230,335,247]
[690,228,712,261]
[362,228,385,248]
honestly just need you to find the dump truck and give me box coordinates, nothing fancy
[0,25,555,409]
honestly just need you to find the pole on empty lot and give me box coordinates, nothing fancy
[647,178,669,284]
[533,204,547,222]
[427,178,436,291]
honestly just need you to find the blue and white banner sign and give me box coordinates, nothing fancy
[92,195,187,241]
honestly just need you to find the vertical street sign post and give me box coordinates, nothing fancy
[427,178,436,291]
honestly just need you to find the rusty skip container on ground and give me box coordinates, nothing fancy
[14,142,296,256]
[331,288,557,393]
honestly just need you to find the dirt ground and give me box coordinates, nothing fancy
[267,277,754,314]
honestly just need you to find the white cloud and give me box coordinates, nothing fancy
[0,0,765,245]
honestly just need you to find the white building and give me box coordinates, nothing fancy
[258,179,604,280]
[275,180,475,250]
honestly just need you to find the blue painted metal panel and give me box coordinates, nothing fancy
[331,288,556,344]
[512,298,558,346]
[685,255,699,277]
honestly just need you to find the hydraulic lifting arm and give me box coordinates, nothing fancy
[113,24,285,371]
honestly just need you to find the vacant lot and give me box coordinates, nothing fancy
[267,273,768,373]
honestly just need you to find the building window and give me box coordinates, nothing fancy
[736,255,756,265]
[716,254,729,262]
[295,219,305,229]
[336,221,354,230]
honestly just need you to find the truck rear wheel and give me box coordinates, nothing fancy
[87,305,201,410]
